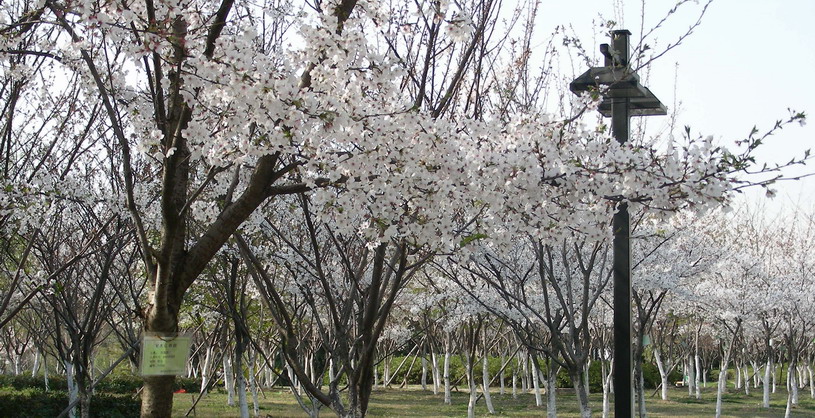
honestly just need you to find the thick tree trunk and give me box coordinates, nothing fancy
[79,385,91,418]
[141,375,176,417]
[571,368,591,418]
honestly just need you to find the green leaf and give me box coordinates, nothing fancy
[459,233,488,247]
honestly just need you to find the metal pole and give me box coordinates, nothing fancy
[610,29,634,418]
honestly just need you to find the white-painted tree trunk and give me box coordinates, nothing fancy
[65,360,78,418]
[784,390,792,418]
[465,353,477,418]
[808,361,815,399]
[482,355,495,414]
[373,360,378,389]
[715,366,727,418]
[249,348,259,417]
[431,352,440,395]
[511,368,517,399]
[686,356,694,397]
[443,351,452,405]
[236,352,249,418]
[32,350,41,377]
[654,348,669,400]
[694,352,702,399]
[790,363,799,406]
[601,359,612,418]
[200,345,213,394]
[521,353,528,391]
[736,363,742,389]
[383,355,390,386]
[224,355,236,406]
[546,365,557,418]
[44,354,49,391]
[743,365,750,395]
[531,356,542,407]
[763,358,772,408]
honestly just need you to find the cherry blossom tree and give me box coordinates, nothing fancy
[1,0,808,417]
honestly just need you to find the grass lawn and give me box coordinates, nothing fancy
[173,385,815,417]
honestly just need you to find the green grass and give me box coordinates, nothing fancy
[172,385,815,417]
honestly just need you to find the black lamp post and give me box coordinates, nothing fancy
[569,29,666,418]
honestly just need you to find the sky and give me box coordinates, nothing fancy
[535,0,815,215]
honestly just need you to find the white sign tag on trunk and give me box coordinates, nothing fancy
[141,333,192,376]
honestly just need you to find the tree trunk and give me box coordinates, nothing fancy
[571,368,591,418]
[32,350,41,377]
[531,355,542,407]
[694,352,701,399]
[465,353,477,418]
[79,385,91,418]
[443,351,451,405]
[601,358,612,418]
[142,375,176,417]
[249,348,259,417]
[482,355,495,414]
[546,363,557,418]
[511,366,517,399]
[421,351,428,391]
[633,342,646,418]
[715,366,727,418]
[236,346,249,418]
[200,345,213,395]
[431,351,440,395]
[763,357,772,408]
[44,354,50,391]
[687,355,695,397]
[789,363,799,406]
[499,353,505,395]
[66,360,78,418]
[654,348,669,400]
[225,354,236,406]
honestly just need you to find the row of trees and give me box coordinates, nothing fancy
[0,0,810,417]
[2,200,813,418]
